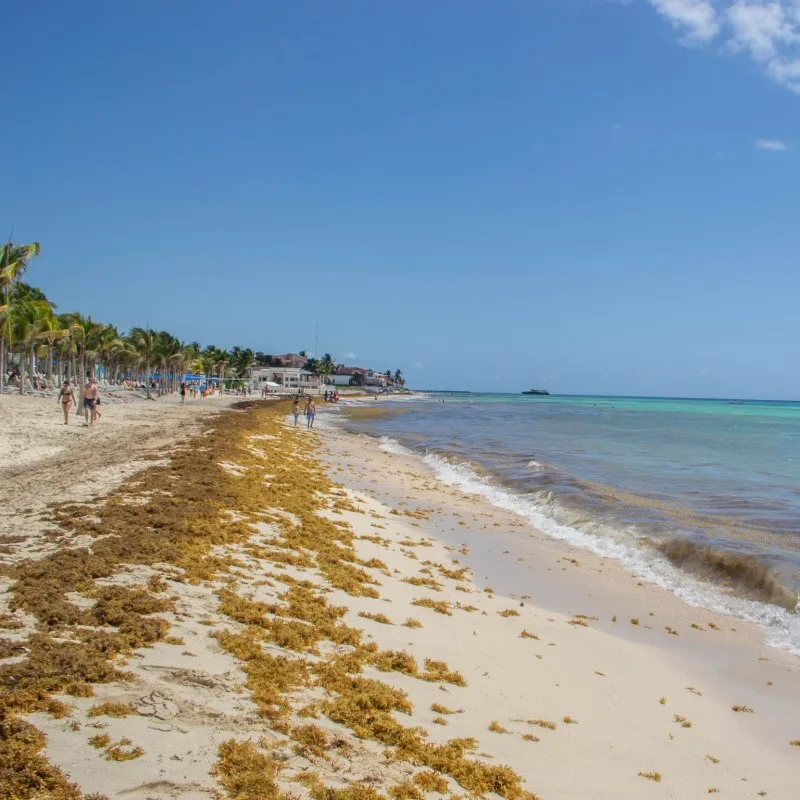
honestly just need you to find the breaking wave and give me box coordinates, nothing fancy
[658,538,798,611]
[378,436,800,655]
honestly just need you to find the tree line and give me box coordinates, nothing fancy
[1,240,404,398]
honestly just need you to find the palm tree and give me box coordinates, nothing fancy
[38,313,69,386]
[54,314,78,384]
[316,353,335,385]
[233,347,256,380]
[129,327,157,399]
[169,343,194,392]
[9,298,54,393]
[104,334,135,386]
[94,326,121,384]
[0,241,41,393]
[394,369,404,387]
[214,349,230,390]
[199,346,218,384]
[157,332,183,394]
[61,313,109,386]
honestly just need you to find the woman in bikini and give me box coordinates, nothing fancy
[57,380,76,425]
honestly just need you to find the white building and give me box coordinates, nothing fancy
[324,374,355,386]
[250,367,320,393]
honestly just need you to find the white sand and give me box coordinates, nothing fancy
[0,391,236,556]
[2,397,798,800]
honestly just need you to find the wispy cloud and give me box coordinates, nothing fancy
[645,1,800,93]
[649,0,720,42]
[344,351,357,360]
[756,138,788,150]
[413,362,424,369]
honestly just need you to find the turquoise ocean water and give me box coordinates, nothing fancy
[337,394,800,653]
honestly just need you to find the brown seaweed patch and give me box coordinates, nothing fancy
[213,738,288,800]
[411,598,451,616]
[658,538,798,610]
[291,724,329,757]
[87,702,135,718]
[342,406,412,422]
[412,772,449,793]
[638,772,662,782]
[359,611,393,625]
[0,716,94,800]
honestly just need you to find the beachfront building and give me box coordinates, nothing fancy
[325,374,356,386]
[250,367,320,393]
[276,353,309,368]
[325,366,383,386]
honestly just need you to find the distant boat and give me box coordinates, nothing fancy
[521,389,550,396]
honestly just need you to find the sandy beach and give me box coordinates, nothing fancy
[1,397,798,800]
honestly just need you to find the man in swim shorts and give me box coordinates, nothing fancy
[305,397,316,429]
[83,378,99,426]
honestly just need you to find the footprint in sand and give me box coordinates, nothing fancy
[135,690,179,720]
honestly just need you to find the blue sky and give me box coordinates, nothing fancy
[3,1,800,397]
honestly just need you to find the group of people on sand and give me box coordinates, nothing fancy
[323,389,340,403]
[178,381,220,402]
[292,396,316,429]
[57,377,101,426]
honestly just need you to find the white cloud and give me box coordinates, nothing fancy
[344,351,356,360]
[756,138,788,149]
[644,1,800,93]
[413,362,424,369]
[649,0,720,42]
[727,1,799,60]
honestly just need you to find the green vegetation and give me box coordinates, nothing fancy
[1,240,403,392]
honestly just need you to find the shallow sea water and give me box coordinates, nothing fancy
[338,394,800,653]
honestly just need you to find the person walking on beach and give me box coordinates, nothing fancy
[305,397,316,429]
[292,398,300,426]
[57,380,76,425]
[180,382,186,404]
[82,378,99,426]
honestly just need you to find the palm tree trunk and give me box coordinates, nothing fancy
[46,344,53,384]
[145,360,152,400]
[0,333,5,394]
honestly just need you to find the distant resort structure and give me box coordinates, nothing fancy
[250,353,405,395]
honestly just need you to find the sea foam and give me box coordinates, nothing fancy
[379,436,800,655]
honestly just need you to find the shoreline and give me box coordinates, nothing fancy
[319,412,800,745]
[330,401,800,653]
[1,397,798,799]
